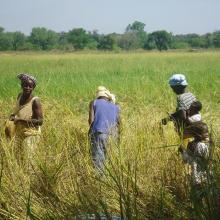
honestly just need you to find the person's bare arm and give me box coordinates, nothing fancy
[117,109,122,133]
[178,109,187,122]
[116,107,122,145]
[170,109,187,121]
[31,98,43,126]
[88,100,94,126]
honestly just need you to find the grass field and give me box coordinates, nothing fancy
[0,51,220,219]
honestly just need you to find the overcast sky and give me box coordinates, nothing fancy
[0,0,220,35]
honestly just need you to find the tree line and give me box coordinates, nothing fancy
[0,21,220,51]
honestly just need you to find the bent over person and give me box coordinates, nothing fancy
[162,74,197,135]
[88,86,120,171]
[9,73,43,169]
[178,122,210,211]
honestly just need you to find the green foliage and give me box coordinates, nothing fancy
[0,27,4,33]
[203,33,213,48]
[67,28,90,49]
[11,32,26,50]
[126,21,145,32]
[0,31,13,50]
[172,33,214,49]
[0,24,220,51]
[170,41,190,49]
[147,31,172,51]
[144,34,157,50]
[86,40,98,50]
[125,21,148,49]
[118,32,140,50]
[213,31,220,48]
[30,27,58,50]
[186,34,207,48]
[98,34,116,50]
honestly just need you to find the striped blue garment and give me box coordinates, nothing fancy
[177,92,196,111]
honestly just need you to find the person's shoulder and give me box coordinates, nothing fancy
[32,96,42,107]
[33,96,40,100]
[178,92,196,101]
[186,92,196,98]
[179,92,192,98]
[32,96,41,103]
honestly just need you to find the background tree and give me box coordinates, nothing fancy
[98,34,117,50]
[30,27,58,50]
[171,35,190,49]
[56,32,74,50]
[144,34,156,50]
[67,28,90,50]
[88,30,99,43]
[87,30,100,49]
[118,32,140,50]
[126,21,145,32]
[202,33,213,48]
[0,27,4,33]
[185,34,206,48]
[0,28,13,50]
[213,31,220,48]
[11,32,26,50]
[0,24,219,51]
[148,31,172,51]
[125,21,147,49]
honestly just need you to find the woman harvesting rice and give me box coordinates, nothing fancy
[162,73,198,134]
[8,73,43,169]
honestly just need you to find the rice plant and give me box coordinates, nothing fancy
[0,51,220,219]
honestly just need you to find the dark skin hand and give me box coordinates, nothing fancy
[162,109,186,125]
[162,85,187,125]
[178,145,184,153]
[10,79,43,127]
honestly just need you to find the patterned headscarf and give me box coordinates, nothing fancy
[17,73,37,88]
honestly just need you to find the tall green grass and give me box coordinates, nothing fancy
[0,51,220,219]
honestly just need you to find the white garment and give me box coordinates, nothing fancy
[188,113,202,123]
[180,141,209,184]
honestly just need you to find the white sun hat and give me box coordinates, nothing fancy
[96,86,116,103]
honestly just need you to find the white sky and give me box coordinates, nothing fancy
[0,0,220,35]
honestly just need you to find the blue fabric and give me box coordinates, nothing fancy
[169,74,188,86]
[91,99,119,134]
[90,132,108,170]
